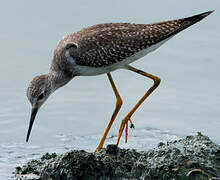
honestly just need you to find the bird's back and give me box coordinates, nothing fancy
[52,11,212,74]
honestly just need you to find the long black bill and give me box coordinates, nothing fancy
[26,107,39,142]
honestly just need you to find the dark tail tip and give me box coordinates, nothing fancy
[184,10,214,23]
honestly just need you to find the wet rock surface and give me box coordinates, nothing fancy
[15,133,220,180]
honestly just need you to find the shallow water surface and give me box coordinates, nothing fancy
[0,0,220,179]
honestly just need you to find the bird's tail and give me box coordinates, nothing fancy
[182,10,214,26]
[174,10,214,34]
[148,10,214,44]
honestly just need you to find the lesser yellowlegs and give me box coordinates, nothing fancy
[26,11,213,153]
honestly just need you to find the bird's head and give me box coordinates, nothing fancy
[26,74,52,142]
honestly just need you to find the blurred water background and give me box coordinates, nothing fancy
[0,0,219,179]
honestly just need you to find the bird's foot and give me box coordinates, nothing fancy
[125,118,135,143]
[130,122,135,129]
[116,116,131,146]
[95,116,135,153]
[94,144,102,154]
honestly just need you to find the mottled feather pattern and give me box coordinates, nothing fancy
[52,11,212,69]
[66,21,183,67]
[56,20,185,68]
[25,11,213,145]
[26,75,47,104]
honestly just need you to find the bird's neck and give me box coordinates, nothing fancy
[47,71,74,91]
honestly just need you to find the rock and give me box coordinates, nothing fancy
[186,160,200,168]
[15,173,40,180]
[106,144,118,155]
[14,133,220,180]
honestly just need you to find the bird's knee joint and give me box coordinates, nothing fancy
[117,97,123,107]
[154,77,161,86]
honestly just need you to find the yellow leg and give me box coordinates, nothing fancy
[94,73,123,153]
[116,65,161,146]
[125,121,128,143]
[125,118,135,143]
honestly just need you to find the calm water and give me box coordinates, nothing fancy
[0,1,220,179]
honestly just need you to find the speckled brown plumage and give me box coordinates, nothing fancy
[25,11,213,146]
[52,11,212,69]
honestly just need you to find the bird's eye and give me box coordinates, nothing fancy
[38,93,44,100]
[65,42,78,50]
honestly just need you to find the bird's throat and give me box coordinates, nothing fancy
[48,71,74,91]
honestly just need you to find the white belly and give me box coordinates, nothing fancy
[69,37,172,76]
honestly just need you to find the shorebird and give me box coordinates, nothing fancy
[26,11,213,153]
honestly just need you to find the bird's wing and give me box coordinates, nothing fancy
[67,11,212,67]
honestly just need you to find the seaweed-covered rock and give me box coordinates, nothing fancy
[15,133,220,180]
